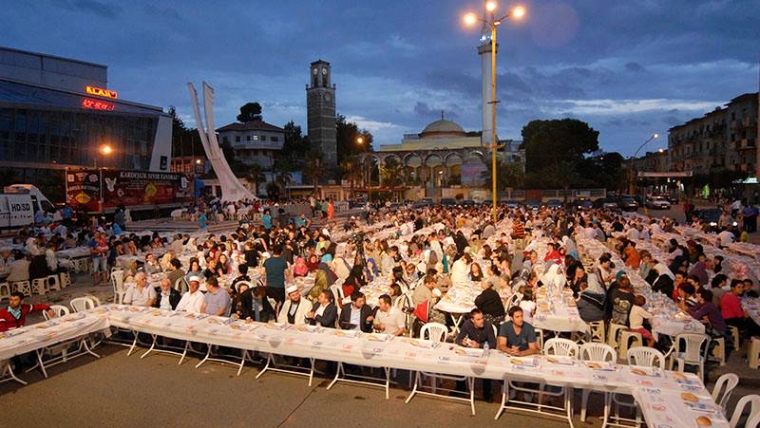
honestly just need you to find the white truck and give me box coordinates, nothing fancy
[0,185,55,229]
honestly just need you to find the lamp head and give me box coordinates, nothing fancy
[486,1,497,12]
[511,5,526,20]
[463,12,478,26]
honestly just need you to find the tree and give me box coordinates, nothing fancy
[380,157,403,187]
[481,159,525,191]
[169,106,205,163]
[520,119,600,189]
[336,114,373,169]
[577,151,626,191]
[237,102,263,123]
[243,164,266,197]
[303,148,325,193]
[280,121,310,168]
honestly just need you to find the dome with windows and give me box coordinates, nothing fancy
[419,119,467,138]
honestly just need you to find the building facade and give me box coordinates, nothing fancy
[0,47,172,198]
[361,118,525,190]
[306,60,337,169]
[667,92,758,178]
[216,120,284,169]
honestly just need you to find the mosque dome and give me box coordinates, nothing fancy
[419,119,467,138]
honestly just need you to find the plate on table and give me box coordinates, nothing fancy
[510,357,538,367]
[408,339,436,349]
[454,346,483,357]
[334,330,360,338]
[296,325,321,333]
[545,355,575,365]
[366,333,392,342]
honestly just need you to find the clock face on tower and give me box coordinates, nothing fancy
[325,93,331,101]
[322,68,327,75]
[312,68,317,75]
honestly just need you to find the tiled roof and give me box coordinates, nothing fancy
[217,120,284,133]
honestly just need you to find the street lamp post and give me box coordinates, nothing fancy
[464,2,526,222]
[627,133,659,195]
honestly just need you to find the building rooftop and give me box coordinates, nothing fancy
[0,78,164,115]
[217,120,285,133]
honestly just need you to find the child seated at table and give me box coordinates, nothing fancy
[629,294,654,347]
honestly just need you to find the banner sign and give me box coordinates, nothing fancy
[66,169,193,212]
[65,170,101,212]
[100,170,192,208]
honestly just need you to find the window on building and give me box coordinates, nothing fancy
[235,136,241,142]
[253,135,259,141]
[270,136,279,142]
[261,135,267,141]
[222,136,229,144]
[247,135,251,141]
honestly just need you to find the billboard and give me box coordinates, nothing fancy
[66,169,193,212]
[101,170,192,209]
[65,170,102,212]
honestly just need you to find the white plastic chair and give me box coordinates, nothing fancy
[329,284,345,306]
[496,337,576,426]
[543,338,580,358]
[606,346,668,427]
[505,292,522,313]
[627,346,666,369]
[43,305,70,320]
[407,322,474,415]
[111,269,126,304]
[580,343,617,422]
[730,394,760,428]
[712,373,739,412]
[70,297,96,313]
[670,333,710,380]
[419,322,448,342]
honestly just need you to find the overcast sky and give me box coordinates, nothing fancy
[4,0,759,156]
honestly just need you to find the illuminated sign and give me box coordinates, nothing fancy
[82,98,115,111]
[85,85,118,99]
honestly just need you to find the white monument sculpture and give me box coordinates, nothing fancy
[187,81,256,202]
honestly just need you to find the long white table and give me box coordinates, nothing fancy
[0,305,731,427]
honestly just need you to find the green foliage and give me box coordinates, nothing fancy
[280,121,310,168]
[237,102,263,123]
[168,106,205,160]
[336,114,373,170]
[481,158,525,190]
[521,119,600,189]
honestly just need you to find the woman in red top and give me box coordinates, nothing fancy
[721,279,759,336]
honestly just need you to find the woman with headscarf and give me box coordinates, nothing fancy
[293,257,309,277]
[306,254,320,272]
[561,235,579,260]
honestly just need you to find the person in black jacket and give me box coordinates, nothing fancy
[475,280,505,326]
[236,286,275,322]
[306,289,337,328]
[338,291,375,332]
[153,279,181,310]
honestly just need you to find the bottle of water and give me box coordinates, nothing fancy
[483,341,490,358]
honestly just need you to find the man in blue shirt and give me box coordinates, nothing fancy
[498,306,540,356]
[263,244,287,305]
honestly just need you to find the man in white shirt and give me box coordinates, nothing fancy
[373,294,406,336]
[175,276,205,313]
[718,227,735,247]
[123,272,156,307]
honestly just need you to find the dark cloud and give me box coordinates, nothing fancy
[413,102,459,120]
[63,0,120,19]
[625,62,645,73]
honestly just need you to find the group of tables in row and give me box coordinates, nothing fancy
[0,300,739,428]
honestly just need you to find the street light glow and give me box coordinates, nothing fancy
[511,5,526,19]
[99,144,113,155]
[653,133,659,139]
[357,137,364,144]
[463,12,478,26]
[195,159,202,165]
[486,1,497,12]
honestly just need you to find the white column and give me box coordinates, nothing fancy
[479,42,493,146]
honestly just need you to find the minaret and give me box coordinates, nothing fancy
[478,1,495,146]
[306,60,337,170]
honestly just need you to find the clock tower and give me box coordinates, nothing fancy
[306,60,337,170]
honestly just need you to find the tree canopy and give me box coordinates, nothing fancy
[520,118,600,189]
[236,102,263,123]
